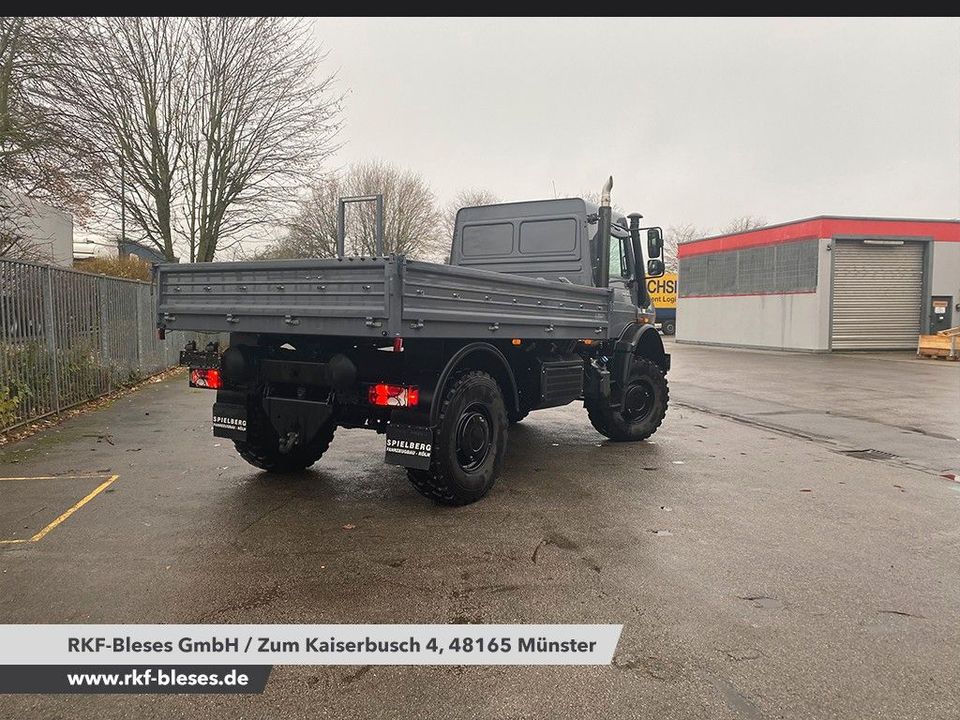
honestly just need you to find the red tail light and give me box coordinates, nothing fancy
[368,383,419,407]
[190,368,222,389]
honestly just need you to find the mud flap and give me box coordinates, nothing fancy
[385,423,434,470]
[212,402,247,441]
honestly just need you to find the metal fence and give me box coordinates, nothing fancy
[0,258,208,433]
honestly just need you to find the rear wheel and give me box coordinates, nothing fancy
[406,370,508,506]
[586,358,668,442]
[234,409,336,473]
[663,320,676,336]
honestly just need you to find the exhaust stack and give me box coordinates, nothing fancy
[597,176,614,288]
[600,176,613,207]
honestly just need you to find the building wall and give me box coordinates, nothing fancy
[119,240,167,264]
[677,238,833,351]
[677,293,825,350]
[930,241,960,307]
[0,190,73,267]
[678,238,832,350]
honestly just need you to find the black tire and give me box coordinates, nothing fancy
[234,413,336,473]
[663,321,676,336]
[406,370,508,506]
[586,358,668,442]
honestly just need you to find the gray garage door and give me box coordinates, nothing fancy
[831,239,925,350]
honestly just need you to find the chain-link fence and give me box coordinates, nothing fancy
[0,258,211,432]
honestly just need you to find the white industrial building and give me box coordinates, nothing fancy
[0,190,73,267]
[677,216,960,351]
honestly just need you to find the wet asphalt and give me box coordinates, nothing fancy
[0,340,958,719]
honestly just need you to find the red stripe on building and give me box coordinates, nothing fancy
[678,216,960,258]
[681,289,817,299]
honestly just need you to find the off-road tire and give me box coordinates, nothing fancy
[586,358,668,442]
[234,413,337,473]
[406,370,508,506]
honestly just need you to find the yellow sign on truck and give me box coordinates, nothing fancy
[647,273,677,309]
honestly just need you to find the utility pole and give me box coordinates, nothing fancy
[120,151,126,248]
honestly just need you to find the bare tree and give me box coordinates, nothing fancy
[441,188,499,245]
[271,160,442,261]
[0,191,34,259]
[181,18,340,262]
[57,17,340,262]
[722,215,767,234]
[0,17,100,257]
[663,223,703,273]
[262,178,339,260]
[57,17,188,261]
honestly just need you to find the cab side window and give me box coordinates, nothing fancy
[608,234,631,282]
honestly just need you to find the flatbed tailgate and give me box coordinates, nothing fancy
[157,257,399,337]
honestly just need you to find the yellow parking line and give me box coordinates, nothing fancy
[0,475,107,482]
[28,475,119,542]
[0,474,119,545]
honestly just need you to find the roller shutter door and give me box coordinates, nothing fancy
[830,240,924,349]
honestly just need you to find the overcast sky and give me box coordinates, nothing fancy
[314,17,960,233]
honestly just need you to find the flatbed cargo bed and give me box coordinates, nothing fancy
[157,256,612,341]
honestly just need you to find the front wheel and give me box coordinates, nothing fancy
[406,370,508,506]
[586,358,668,442]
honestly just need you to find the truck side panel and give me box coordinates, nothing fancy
[158,257,612,341]
[401,261,609,339]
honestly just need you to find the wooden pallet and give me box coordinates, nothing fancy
[917,326,959,360]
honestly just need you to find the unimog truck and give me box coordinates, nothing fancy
[157,178,670,505]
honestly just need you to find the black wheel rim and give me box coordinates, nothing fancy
[623,379,655,423]
[455,403,491,472]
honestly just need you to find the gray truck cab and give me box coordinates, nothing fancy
[452,197,660,335]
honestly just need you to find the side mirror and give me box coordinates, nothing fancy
[647,227,663,259]
[647,258,665,278]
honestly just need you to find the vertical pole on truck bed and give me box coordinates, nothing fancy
[336,199,346,257]
[375,194,384,256]
[337,194,386,257]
